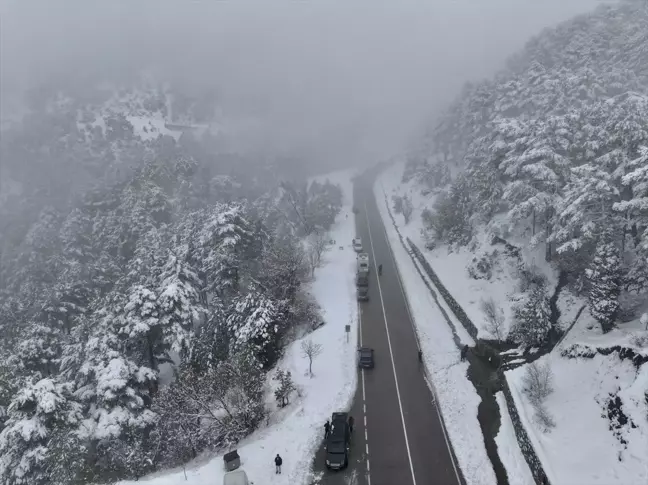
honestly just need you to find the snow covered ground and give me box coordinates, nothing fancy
[377,161,648,485]
[494,392,535,485]
[118,170,359,485]
[372,177,496,485]
[505,309,648,485]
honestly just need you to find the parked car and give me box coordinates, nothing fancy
[325,412,350,470]
[357,260,370,273]
[357,285,369,301]
[352,238,363,252]
[358,347,374,369]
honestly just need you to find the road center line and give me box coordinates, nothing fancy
[364,200,417,485]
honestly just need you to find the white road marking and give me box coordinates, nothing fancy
[361,369,366,403]
[364,200,417,485]
[358,281,371,484]
[374,187,462,485]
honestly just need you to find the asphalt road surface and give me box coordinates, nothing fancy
[310,176,465,485]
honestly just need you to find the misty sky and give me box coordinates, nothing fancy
[1,0,611,164]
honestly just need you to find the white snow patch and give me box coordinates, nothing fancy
[117,170,358,485]
[126,116,182,141]
[507,353,648,485]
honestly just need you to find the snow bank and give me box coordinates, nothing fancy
[494,392,535,485]
[118,170,358,485]
[373,174,496,485]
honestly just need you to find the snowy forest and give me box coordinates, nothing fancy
[407,0,648,344]
[0,82,343,484]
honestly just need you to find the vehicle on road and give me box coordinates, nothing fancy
[358,347,375,368]
[352,238,363,252]
[356,270,369,287]
[357,285,369,301]
[325,412,350,470]
[357,259,369,273]
[357,252,370,273]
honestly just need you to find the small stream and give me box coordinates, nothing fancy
[465,351,509,485]
[547,271,569,345]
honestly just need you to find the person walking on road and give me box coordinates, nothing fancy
[378,264,383,276]
[274,454,283,474]
[460,345,469,362]
[348,415,354,434]
[418,349,423,363]
[324,419,331,439]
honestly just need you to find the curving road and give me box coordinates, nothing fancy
[311,175,465,485]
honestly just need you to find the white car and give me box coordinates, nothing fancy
[352,238,363,252]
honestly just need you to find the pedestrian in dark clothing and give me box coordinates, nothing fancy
[460,345,469,362]
[348,415,354,434]
[418,349,423,363]
[274,454,283,474]
[324,419,331,438]
[378,264,383,276]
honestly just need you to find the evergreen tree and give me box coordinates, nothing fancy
[273,369,296,408]
[586,238,623,333]
[0,379,81,485]
[510,285,552,346]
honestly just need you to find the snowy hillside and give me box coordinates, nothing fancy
[377,1,648,484]
[0,68,354,484]
[117,170,359,485]
[379,161,648,485]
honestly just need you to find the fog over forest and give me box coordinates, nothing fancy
[3,2,639,485]
[1,0,605,166]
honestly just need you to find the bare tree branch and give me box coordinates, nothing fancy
[481,297,505,341]
[301,339,323,377]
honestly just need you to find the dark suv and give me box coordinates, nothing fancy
[325,412,350,470]
[358,347,374,369]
